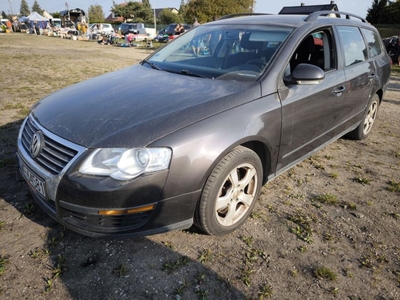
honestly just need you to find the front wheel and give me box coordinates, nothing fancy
[195,146,263,236]
[346,94,380,140]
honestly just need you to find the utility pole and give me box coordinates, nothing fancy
[8,0,14,15]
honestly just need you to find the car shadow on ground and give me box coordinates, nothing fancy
[0,119,245,299]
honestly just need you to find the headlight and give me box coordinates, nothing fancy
[79,148,172,180]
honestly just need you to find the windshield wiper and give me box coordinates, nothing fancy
[181,69,213,79]
[141,60,162,71]
[164,69,213,79]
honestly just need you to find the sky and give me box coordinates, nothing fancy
[1,0,371,19]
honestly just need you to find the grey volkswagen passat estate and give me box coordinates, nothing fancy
[17,11,391,237]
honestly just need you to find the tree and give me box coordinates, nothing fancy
[1,11,7,19]
[32,0,44,15]
[182,0,254,24]
[111,1,153,23]
[88,4,105,23]
[366,0,387,24]
[159,9,182,24]
[20,0,30,16]
[378,1,400,23]
[142,0,151,9]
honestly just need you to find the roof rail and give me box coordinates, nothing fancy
[218,13,272,20]
[305,10,367,23]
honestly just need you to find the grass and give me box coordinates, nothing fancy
[314,266,337,280]
[113,264,128,277]
[240,266,254,287]
[198,249,213,264]
[289,213,314,244]
[391,64,400,77]
[29,248,50,259]
[387,180,400,192]
[174,279,188,297]
[162,256,190,274]
[258,283,273,299]
[0,255,9,276]
[353,176,371,185]
[311,193,338,206]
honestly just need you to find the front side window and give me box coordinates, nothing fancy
[289,29,335,73]
[362,28,382,58]
[147,25,293,81]
[338,26,367,67]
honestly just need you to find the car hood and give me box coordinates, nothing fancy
[32,64,261,148]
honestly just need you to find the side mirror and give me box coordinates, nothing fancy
[292,63,325,85]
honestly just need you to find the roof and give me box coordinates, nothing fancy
[26,12,48,21]
[279,3,338,15]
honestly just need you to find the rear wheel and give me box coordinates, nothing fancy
[195,146,263,236]
[347,94,380,140]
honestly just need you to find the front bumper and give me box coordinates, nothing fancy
[17,116,198,237]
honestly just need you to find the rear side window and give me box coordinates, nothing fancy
[362,28,382,58]
[338,26,367,67]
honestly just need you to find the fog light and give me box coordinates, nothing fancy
[98,204,155,215]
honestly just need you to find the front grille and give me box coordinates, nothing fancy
[21,117,78,175]
[60,207,152,233]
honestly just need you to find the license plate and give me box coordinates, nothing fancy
[21,163,46,198]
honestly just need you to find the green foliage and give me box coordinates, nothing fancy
[366,0,387,24]
[113,264,128,277]
[378,1,400,24]
[20,0,30,16]
[258,284,273,299]
[314,266,337,280]
[88,4,105,23]
[0,255,9,276]
[31,0,43,15]
[312,193,338,206]
[289,213,314,243]
[51,12,61,18]
[159,9,182,24]
[1,11,7,19]
[182,0,254,24]
[388,180,400,193]
[162,256,190,274]
[111,1,153,23]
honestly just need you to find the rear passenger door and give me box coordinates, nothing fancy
[277,27,347,172]
[336,26,376,130]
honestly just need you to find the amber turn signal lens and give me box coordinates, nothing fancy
[98,204,155,215]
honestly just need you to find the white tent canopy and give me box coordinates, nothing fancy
[27,12,48,21]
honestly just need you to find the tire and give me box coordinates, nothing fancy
[346,94,380,140]
[195,146,263,236]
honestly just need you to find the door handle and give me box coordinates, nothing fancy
[333,86,345,96]
[368,73,376,80]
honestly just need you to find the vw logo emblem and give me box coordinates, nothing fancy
[30,131,44,158]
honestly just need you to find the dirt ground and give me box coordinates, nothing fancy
[0,33,399,300]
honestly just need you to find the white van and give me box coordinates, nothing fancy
[50,18,61,28]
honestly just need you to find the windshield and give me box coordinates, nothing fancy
[147,24,293,81]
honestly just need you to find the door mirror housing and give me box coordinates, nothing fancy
[292,63,325,85]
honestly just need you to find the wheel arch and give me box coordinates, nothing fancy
[240,140,272,185]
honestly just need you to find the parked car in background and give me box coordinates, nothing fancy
[120,23,145,35]
[383,35,400,64]
[17,11,390,238]
[90,23,114,35]
[155,23,192,42]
